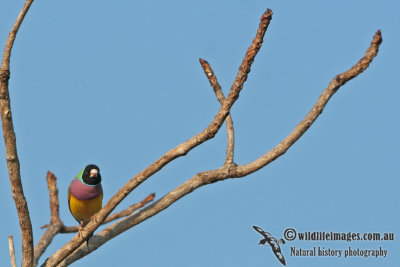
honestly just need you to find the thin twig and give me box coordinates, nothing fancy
[8,235,17,267]
[47,172,61,223]
[0,1,35,266]
[199,58,235,165]
[34,172,63,267]
[41,9,274,267]
[56,28,382,266]
[102,193,156,224]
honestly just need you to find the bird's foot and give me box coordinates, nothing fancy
[78,222,84,238]
[78,224,91,249]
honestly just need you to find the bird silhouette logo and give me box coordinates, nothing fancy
[253,225,286,265]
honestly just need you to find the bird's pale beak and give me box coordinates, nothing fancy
[90,169,98,178]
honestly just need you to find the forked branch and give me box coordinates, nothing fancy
[53,21,382,267]
[200,58,235,165]
[33,172,155,266]
[234,30,382,177]
[1,3,382,266]
[42,9,274,267]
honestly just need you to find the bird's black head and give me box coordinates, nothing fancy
[82,164,101,185]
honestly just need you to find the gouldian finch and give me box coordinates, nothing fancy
[68,164,103,246]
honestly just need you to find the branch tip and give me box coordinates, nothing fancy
[8,235,17,267]
[373,29,382,45]
[262,9,273,20]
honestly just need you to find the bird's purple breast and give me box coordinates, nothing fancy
[69,179,103,200]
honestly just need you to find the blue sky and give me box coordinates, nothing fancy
[0,1,399,266]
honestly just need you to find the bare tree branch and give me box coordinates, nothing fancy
[59,192,156,233]
[33,172,154,265]
[34,172,63,267]
[41,8,274,267]
[8,235,17,267]
[1,3,381,265]
[234,30,382,177]
[199,58,235,165]
[54,27,382,267]
[0,1,35,266]
[101,193,156,224]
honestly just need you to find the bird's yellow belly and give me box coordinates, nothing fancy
[69,194,102,223]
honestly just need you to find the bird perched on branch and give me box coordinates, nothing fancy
[68,164,103,247]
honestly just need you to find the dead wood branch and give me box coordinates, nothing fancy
[234,30,382,177]
[8,235,17,267]
[59,192,156,233]
[0,1,35,266]
[34,172,63,266]
[200,58,235,165]
[52,21,382,267]
[41,8,274,267]
[33,172,154,266]
[1,3,382,265]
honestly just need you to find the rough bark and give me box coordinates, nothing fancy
[0,4,382,266]
[53,24,382,267]
[0,1,35,266]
